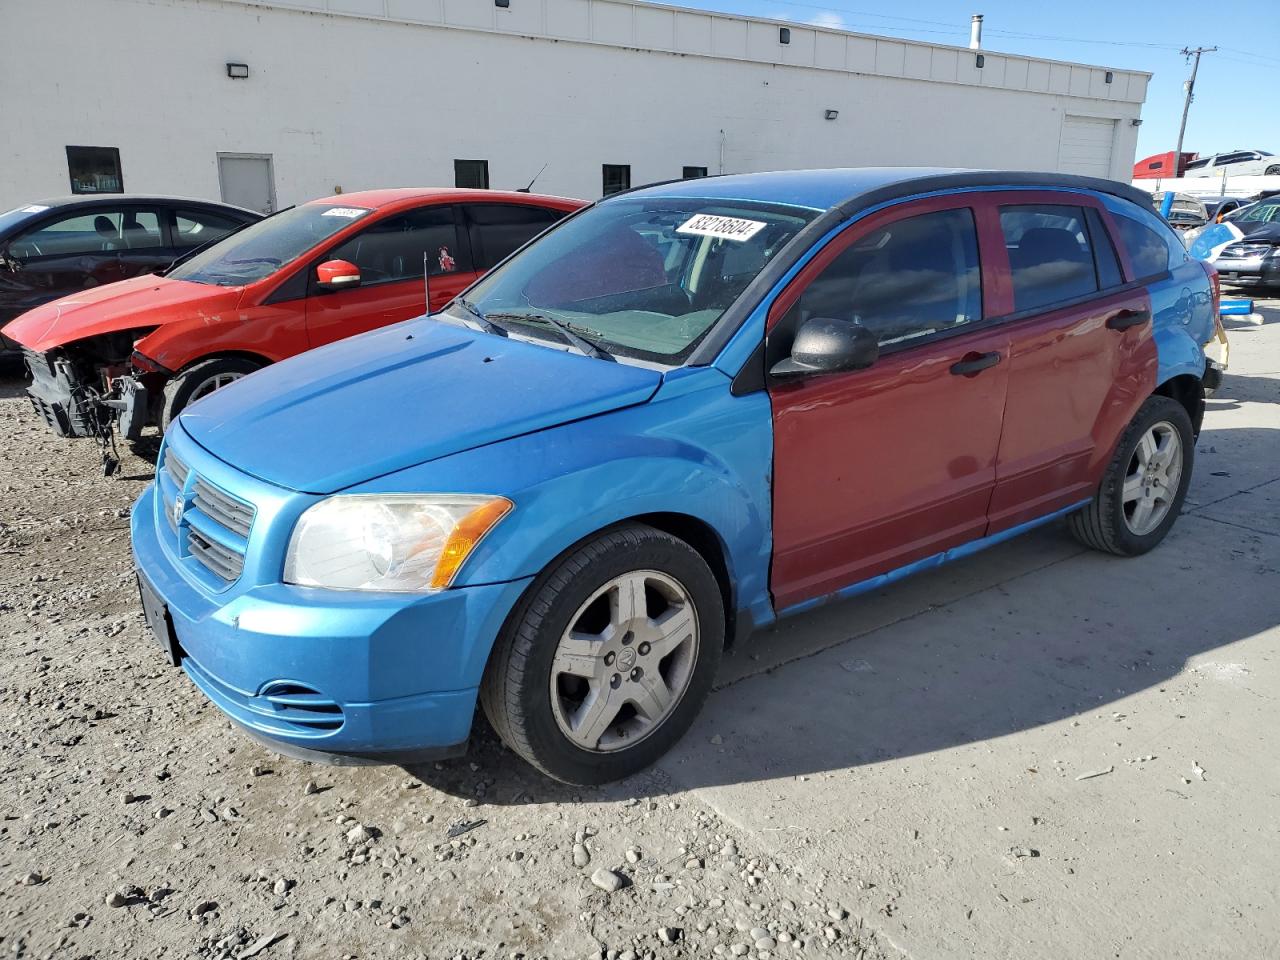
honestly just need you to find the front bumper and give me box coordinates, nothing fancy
[131,480,532,762]
[23,348,103,438]
[1214,256,1280,288]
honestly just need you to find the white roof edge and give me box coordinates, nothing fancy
[228,0,1151,95]
[645,0,1153,78]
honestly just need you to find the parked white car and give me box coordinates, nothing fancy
[1184,150,1279,178]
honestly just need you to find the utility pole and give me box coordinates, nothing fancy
[1174,46,1215,165]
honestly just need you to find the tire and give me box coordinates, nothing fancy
[160,356,263,429]
[480,523,724,785]
[1067,395,1195,556]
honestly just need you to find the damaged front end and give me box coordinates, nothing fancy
[22,330,158,470]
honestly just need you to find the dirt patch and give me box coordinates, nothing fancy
[0,381,892,960]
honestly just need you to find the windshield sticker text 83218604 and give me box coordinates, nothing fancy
[676,214,768,242]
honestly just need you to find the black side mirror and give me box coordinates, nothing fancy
[770,317,879,379]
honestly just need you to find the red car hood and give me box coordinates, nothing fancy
[2,276,242,352]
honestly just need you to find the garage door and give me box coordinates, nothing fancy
[1058,116,1116,178]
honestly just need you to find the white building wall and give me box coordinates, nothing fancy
[0,0,1149,211]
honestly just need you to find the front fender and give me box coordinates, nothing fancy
[134,298,306,371]
[356,366,776,638]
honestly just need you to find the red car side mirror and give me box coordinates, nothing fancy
[316,259,361,290]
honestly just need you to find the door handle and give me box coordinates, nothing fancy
[1106,308,1151,331]
[950,351,1002,376]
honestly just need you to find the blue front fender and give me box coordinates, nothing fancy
[355,366,777,673]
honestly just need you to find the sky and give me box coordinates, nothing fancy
[664,0,1279,163]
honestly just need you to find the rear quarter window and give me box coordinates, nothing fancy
[1112,213,1172,281]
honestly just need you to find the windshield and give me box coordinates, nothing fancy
[453,198,816,364]
[0,203,51,236]
[1235,200,1280,224]
[168,203,372,285]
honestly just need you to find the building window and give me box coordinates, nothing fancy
[682,166,708,179]
[66,146,123,194]
[602,164,631,196]
[454,159,490,190]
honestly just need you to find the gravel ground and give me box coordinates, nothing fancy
[0,378,893,959]
[2,294,1276,960]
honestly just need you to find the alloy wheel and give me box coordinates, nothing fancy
[189,372,244,403]
[1122,420,1183,536]
[549,570,699,753]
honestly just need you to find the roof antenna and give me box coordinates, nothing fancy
[517,162,549,193]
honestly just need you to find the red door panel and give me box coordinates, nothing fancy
[771,325,1011,609]
[304,270,478,349]
[982,192,1160,534]
[987,289,1157,531]
[768,195,1011,611]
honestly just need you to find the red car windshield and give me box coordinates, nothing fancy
[169,204,372,286]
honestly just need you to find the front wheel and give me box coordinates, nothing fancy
[160,356,263,429]
[480,524,723,785]
[1068,395,1195,556]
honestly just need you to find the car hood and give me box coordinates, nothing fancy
[179,317,663,493]
[1236,222,1280,242]
[2,275,243,352]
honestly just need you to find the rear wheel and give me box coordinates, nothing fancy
[160,356,263,429]
[1067,395,1195,556]
[480,524,723,785]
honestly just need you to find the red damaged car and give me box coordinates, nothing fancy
[5,188,584,442]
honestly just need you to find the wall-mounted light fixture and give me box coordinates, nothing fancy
[975,54,985,68]
[226,62,249,79]
[1105,71,1114,84]
[779,27,791,44]
[824,109,839,121]
[495,0,510,7]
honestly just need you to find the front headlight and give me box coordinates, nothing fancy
[284,494,512,592]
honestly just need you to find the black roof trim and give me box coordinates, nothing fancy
[17,195,261,216]
[830,170,1157,218]
[686,170,1157,367]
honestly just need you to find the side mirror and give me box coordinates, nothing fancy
[316,259,361,290]
[770,317,879,379]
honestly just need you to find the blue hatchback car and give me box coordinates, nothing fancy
[132,169,1216,784]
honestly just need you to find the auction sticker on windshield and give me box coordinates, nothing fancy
[677,213,767,242]
[321,207,371,218]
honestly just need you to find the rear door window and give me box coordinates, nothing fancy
[791,207,983,350]
[326,205,467,284]
[464,204,565,271]
[171,208,245,250]
[1111,213,1172,281]
[999,205,1099,312]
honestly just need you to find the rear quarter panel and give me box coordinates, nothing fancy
[1100,194,1214,385]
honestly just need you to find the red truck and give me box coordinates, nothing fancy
[5,188,584,442]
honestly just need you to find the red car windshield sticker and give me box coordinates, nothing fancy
[438,246,456,272]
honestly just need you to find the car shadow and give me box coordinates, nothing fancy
[405,424,1280,802]
[0,372,26,400]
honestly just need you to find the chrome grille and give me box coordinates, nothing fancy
[161,446,253,584]
[165,449,190,486]
[1221,242,1272,259]
[188,529,245,581]
[193,478,254,539]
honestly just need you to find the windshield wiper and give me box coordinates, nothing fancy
[455,298,509,338]
[485,311,615,362]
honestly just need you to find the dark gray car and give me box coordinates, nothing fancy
[0,195,260,361]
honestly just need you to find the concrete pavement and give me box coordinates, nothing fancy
[657,299,1280,959]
